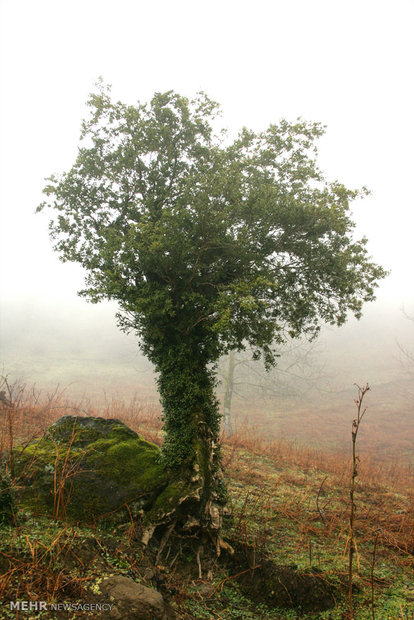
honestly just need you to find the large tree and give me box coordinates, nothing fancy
[38,83,386,539]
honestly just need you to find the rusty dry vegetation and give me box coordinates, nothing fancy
[0,379,413,619]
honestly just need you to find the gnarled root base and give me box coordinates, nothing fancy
[141,418,233,558]
[141,474,233,559]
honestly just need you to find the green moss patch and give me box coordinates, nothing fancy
[13,416,169,523]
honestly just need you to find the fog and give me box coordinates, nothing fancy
[1,0,413,460]
[1,294,413,461]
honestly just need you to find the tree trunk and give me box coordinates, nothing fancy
[223,350,235,436]
[144,347,228,547]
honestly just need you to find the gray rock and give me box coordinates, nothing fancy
[100,575,175,619]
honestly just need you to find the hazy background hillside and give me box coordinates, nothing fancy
[1,294,413,462]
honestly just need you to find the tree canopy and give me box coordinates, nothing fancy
[38,84,386,532]
[39,84,385,370]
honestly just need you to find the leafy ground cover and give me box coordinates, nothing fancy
[0,385,413,619]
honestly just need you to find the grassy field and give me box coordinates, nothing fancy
[0,385,413,619]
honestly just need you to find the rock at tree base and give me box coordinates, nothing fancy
[98,575,175,619]
[14,416,169,522]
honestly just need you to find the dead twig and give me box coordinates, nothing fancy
[349,382,370,619]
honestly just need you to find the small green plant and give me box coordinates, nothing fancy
[0,468,16,526]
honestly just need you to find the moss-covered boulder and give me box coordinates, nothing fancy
[13,416,169,523]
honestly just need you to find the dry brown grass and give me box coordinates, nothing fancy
[0,377,163,456]
[1,380,413,558]
[1,378,412,493]
[1,380,413,618]
[0,524,90,607]
[224,422,414,495]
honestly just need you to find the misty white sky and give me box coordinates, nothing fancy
[0,0,413,321]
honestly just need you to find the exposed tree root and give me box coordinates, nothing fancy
[155,519,176,564]
[141,525,156,547]
[215,534,235,558]
[196,544,203,579]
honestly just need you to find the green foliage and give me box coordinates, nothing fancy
[38,83,387,467]
[0,468,15,526]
